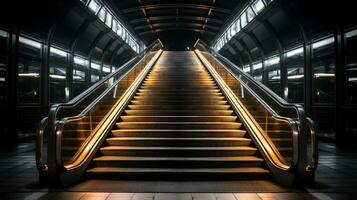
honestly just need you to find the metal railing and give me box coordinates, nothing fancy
[36,40,163,183]
[194,40,318,183]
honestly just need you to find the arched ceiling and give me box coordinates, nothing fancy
[107,0,243,49]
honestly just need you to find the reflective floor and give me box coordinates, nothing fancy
[0,141,357,199]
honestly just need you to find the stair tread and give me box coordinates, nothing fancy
[101,146,257,150]
[87,167,269,174]
[106,137,250,141]
[112,129,246,133]
[93,156,264,162]
[117,122,241,125]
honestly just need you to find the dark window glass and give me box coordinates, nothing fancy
[312,37,336,104]
[252,61,262,82]
[265,56,281,95]
[18,36,42,104]
[17,60,41,104]
[49,47,68,103]
[285,47,304,103]
[72,55,89,97]
[345,29,357,104]
[0,30,8,104]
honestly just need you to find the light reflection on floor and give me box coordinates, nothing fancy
[0,141,357,199]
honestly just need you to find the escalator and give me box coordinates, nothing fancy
[87,51,269,179]
[36,40,317,186]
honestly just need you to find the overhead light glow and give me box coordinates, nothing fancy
[74,56,88,66]
[50,47,67,57]
[265,56,280,66]
[312,37,334,49]
[18,73,40,77]
[19,37,41,49]
[286,47,303,58]
[346,29,357,38]
[252,62,262,70]
[314,73,335,78]
[91,62,101,70]
[288,75,304,80]
[50,74,66,80]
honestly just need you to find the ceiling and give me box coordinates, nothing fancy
[107,0,243,49]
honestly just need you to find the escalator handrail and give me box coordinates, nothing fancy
[36,117,49,173]
[196,40,306,121]
[47,40,161,129]
[306,117,318,171]
[197,40,319,173]
[195,49,299,171]
[55,57,146,168]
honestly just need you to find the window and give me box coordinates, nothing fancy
[73,55,88,82]
[88,0,101,14]
[18,36,42,104]
[103,64,111,76]
[91,61,101,71]
[91,74,99,83]
[246,7,255,23]
[235,19,241,33]
[243,65,251,74]
[105,12,113,28]
[285,47,304,103]
[312,37,336,104]
[19,36,42,58]
[252,0,265,14]
[265,56,281,95]
[345,29,357,104]
[97,7,106,22]
[49,47,68,103]
[240,12,248,28]
[252,61,263,82]
[212,0,272,51]
[0,29,8,104]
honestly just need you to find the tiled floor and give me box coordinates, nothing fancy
[0,141,357,199]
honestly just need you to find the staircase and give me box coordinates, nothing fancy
[86,51,270,179]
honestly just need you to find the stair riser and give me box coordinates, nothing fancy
[140,86,219,90]
[120,116,237,122]
[106,140,251,147]
[133,96,225,100]
[86,172,270,180]
[116,123,242,129]
[127,105,230,110]
[93,160,263,168]
[124,110,234,116]
[129,100,228,105]
[111,131,247,138]
[100,149,257,157]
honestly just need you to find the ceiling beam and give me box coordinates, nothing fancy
[134,22,220,31]
[130,15,224,24]
[121,4,230,14]
[138,28,216,36]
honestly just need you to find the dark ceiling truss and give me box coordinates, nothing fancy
[121,4,231,14]
[130,15,224,25]
[134,22,220,31]
[138,27,216,36]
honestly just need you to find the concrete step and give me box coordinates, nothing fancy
[93,156,264,168]
[87,167,270,180]
[105,137,251,147]
[111,129,247,138]
[124,110,234,116]
[100,146,258,157]
[127,104,230,110]
[120,115,237,122]
[116,122,242,129]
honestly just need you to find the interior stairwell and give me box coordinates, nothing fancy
[86,51,270,179]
